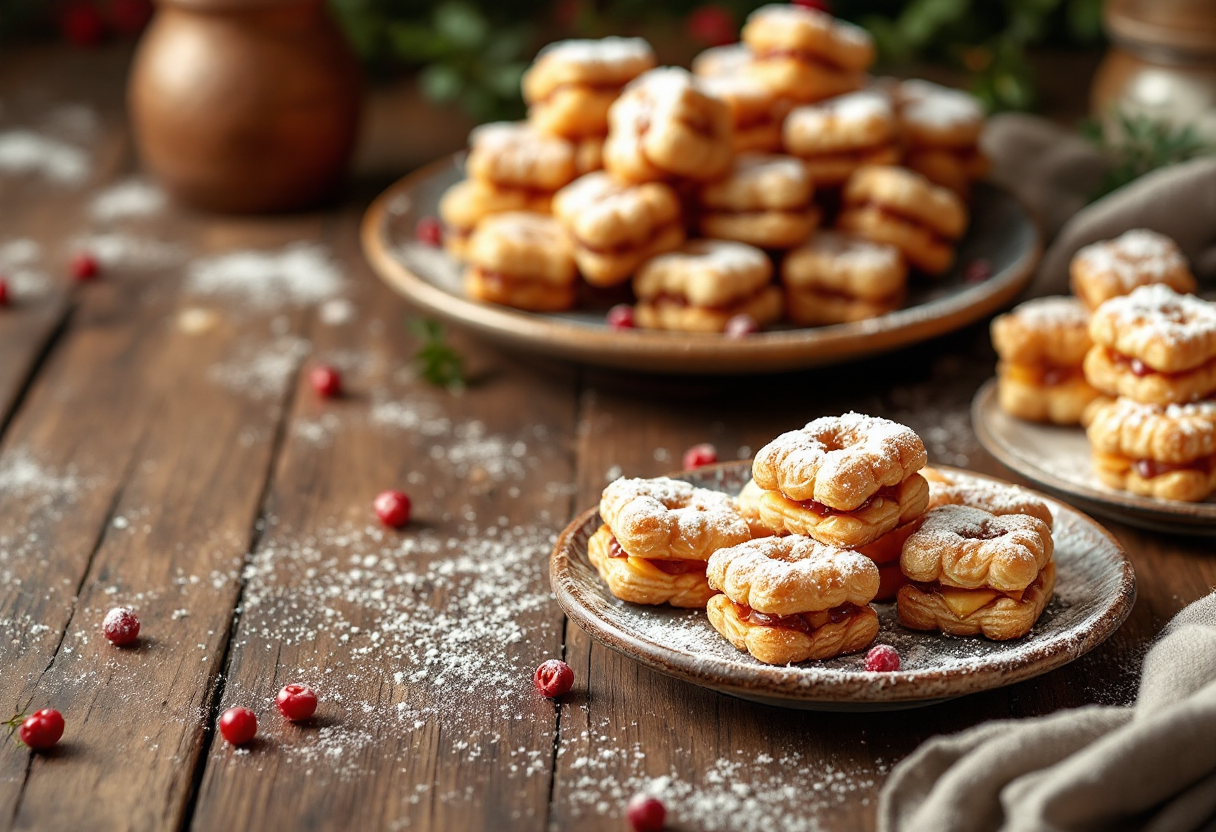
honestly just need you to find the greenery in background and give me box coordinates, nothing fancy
[408,318,466,389]
[328,0,1106,118]
[1081,110,1215,201]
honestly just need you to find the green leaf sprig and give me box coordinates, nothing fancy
[1083,110,1214,201]
[408,318,466,390]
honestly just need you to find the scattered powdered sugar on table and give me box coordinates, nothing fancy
[0,129,90,184]
[69,231,187,270]
[90,178,167,221]
[186,242,346,310]
[0,447,93,506]
[208,335,311,399]
[0,238,49,298]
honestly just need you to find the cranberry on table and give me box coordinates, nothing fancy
[682,443,718,471]
[310,364,342,399]
[626,793,667,832]
[533,659,574,699]
[374,490,412,528]
[724,313,759,339]
[219,707,257,746]
[864,644,901,672]
[606,304,635,330]
[415,216,443,247]
[70,252,100,282]
[102,606,141,646]
[276,684,318,722]
[963,258,993,284]
[16,709,64,750]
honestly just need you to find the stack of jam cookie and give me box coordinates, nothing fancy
[435,4,988,332]
[991,229,1216,503]
[588,412,1058,667]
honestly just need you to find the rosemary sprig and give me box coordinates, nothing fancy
[408,318,466,389]
[1083,110,1214,201]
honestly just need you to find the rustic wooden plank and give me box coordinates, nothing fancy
[548,325,1199,831]
[187,195,579,832]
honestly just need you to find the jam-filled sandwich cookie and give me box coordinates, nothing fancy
[604,67,734,184]
[1070,229,1197,311]
[696,154,819,249]
[895,80,989,196]
[590,476,751,607]
[552,172,684,287]
[464,212,577,312]
[740,5,873,103]
[1087,397,1216,502]
[991,296,1100,425]
[922,467,1053,529]
[782,230,907,325]
[633,240,784,333]
[706,537,880,664]
[898,505,1055,641]
[701,76,789,154]
[837,165,968,275]
[1083,284,1216,405]
[438,179,553,259]
[782,90,901,187]
[692,43,757,80]
[523,37,656,140]
[751,413,929,548]
[465,122,590,194]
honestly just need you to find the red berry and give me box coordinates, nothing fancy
[791,0,831,11]
[0,279,9,307]
[102,606,140,646]
[416,216,443,247]
[627,794,666,832]
[219,707,257,746]
[724,313,759,338]
[864,644,901,672]
[17,709,64,750]
[310,365,342,399]
[106,0,153,36]
[276,683,318,722]
[70,252,100,282]
[682,443,718,471]
[533,659,574,698]
[606,304,636,330]
[686,5,736,47]
[374,490,411,528]
[964,258,993,284]
[60,3,106,47]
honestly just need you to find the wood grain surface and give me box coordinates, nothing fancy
[0,43,1209,832]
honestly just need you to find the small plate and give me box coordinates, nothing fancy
[550,462,1135,710]
[972,379,1216,536]
[361,154,1041,375]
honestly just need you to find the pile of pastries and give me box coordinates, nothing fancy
[992,229,1216,503]
[437,4,989,333]
[591,412,1056,665]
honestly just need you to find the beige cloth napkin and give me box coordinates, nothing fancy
[877,591,1216,832]
[982,113,1216,296]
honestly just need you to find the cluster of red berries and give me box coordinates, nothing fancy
[217,683,319,746]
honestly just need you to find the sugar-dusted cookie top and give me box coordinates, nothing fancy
[782,231,906,301]
[600,476,750,561]
[699,153,813,212]
[552,172,681,250]
[692,43,757,79]
[466,121,579,191]
[523,37,656,102]
[742,4,874,72]
[707,536,879,615]
[922,467,1053,529]
[466,212,575,284]
[843,164,968,240]
[896,79,984,147]
[901,504,1053,592]
[438,179,552,231]
[1071,229,1196,311]
[634,240,772,307]
[783,90,896,155]
[753,412,927,510]
[1088,284,1216,372]
[991,296,1092,367]
[1086,397,1216,464]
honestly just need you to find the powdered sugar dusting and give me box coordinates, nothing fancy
[535,36,654,68]
[208,335,311,399]
[0,129,90,184]
[90,178,167,222]
[0,238,49,298]
[187,242,346,310]
[1008,296,1089,327]
[898,80,983,129]
[1075,229,1189,287]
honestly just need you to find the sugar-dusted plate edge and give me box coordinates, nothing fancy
[550,462,1136,709]
[972,379,1216,536]
[361,154,1041,375]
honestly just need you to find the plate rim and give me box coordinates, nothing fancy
[549,462,1136,705]
[971,378,1216,528]
[361,154,1043,375]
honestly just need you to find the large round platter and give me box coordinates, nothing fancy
[362,155,1041,375]
[550,461,1135,710]
[972,379,1216,536]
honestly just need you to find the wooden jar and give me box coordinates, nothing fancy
[1092,0,1216,139]
[128,0,363,213]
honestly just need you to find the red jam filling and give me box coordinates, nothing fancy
[852,201,955,245]
[733,602,859,634]
[607,535,707,575]
[791,485,899,517]
[1107,349,1215,380]
[1133,455,1216,479]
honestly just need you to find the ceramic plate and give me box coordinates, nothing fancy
[972,379,1216,536]
[550,461,1135,710]
[361,155,1041,375]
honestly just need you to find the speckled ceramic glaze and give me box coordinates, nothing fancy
[972,379,1216,536]
[550,462,1135,711]
[361,155,1040,375]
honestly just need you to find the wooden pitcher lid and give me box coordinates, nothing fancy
[1106,0,1216,56]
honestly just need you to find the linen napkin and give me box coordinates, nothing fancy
[981,113,1216,296]
[877,590,1216,832]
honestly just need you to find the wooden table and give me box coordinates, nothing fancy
[1,45,1211,832]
